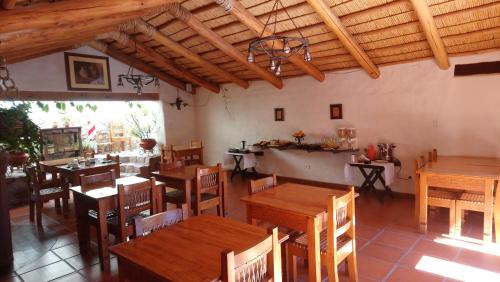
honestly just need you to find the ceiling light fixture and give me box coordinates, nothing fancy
[169,88,188,110]
[246,0,311,76]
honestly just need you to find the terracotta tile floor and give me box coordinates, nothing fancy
[2,176,499,282]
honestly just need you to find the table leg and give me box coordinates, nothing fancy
[495,181,500,244]
[61,175,70,216]
[231,155,243,180]
[184,180,192,215]
[483,180,494,243]
[96,199,110,271]
[73,193,90,254]
[157,184,166,212]
[245,204,257,225]
[222,171,228,216]
[307,216,321,282]
[419,173,428,233]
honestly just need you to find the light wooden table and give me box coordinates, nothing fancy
[151,164,228,215]
[70,176,165,270]
[109,215,288,282]
[241,182,351,282]
[418,156,500,243]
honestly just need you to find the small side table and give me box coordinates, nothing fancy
[347,160,400,202]
[225,151,264,180]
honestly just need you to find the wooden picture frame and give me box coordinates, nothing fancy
[330,104,343,119]
[64,52,112,91]
[274,108,284,121]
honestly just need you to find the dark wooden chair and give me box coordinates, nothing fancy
[80,169,117,190]
[162,160,188,209]
[134,203,189,237]
[27,166,68,226]
[287,187,358,282]
[248,174,277,195]
[172,145,203,165]
[108,177,159,242]
[221,227,282,282]
[139,155,161,178]
[194,164,223,216]
[106,154,121,178]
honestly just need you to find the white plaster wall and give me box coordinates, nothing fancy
[194,51,500,194]
[8,46,197,146]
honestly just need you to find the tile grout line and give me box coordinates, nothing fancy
[357,225,386,252]
[381,233,425,282]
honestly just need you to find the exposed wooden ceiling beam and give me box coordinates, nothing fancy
[7,44,77,64]
[0,0,176,34]
[409,0,450,70]
[220,0,325,82]
[88,40,192,94]
[165,3,283,89]
[104,32,220,94]
[2,0,16,10]
[305,0,380,78]
[130,19,249,89]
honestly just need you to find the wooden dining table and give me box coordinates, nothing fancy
[240,182,352,282]
[109,215,288,282]
[70,176,166,270]
[418,156,500,243]
[151,164,228,215]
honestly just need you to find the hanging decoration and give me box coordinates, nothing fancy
[246,0,311,76]
[0,56,19,96]
[169,88,188,110]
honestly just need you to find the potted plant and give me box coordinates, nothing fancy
[82,139,95,157]
[0,103,43,166]
[128,112,158,151]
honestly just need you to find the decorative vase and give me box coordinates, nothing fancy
[139,139,157,151]
[8,151,28,167]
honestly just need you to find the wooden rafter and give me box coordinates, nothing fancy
[409,0,450,70]
[2,0,16,10]
[221,0,325,82]
[165,3,283,89]
[104,32,220,94]
[88,40,192,94]
[7,45,77,64]
[130,20,249,89]
[0,0,176,34]
[306,0,380,78]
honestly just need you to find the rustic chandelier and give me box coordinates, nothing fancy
[246,0,311,76]
[117,33,159,95]
[0,56,19,96]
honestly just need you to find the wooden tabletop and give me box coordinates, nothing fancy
[151,164,207,181]
[419,156,500,179]
[70,176,162,200]
[109,215,288,282]
[57,161,118,173]
[39,158,76,167]
[240,183,350,217]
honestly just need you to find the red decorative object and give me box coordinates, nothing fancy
[367,144,376,161]
[8,151,28,167]
[139,139,157,151]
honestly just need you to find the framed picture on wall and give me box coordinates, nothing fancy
[64,52,111,91]
[275,108,285,121]
[330,104,343,119]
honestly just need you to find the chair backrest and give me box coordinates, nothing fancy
[148,156,161,173]
[172,145,204,165]
[117,177,159,240]
[106,154,120,163]
[159,160,185,171]
[26,166,42,196]
[196,163,222,195]
[221,227,281,282]
[160,144,173,163]
[248,174,277,195]
[190,140,202,148]
[326,187,356,264]
[110,122,126,139]
[134,204,189,237]
[96,130,111,143]
[80,169,116,190]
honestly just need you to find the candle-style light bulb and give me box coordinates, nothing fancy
[283,39,291,54]
[247,51,255,63]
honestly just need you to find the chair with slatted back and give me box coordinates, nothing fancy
[190,140,202,148]
[221,227,282,282]
[80,169,116,190]
[161,161,188,209]
[108,177,159,242]
[160,145,173,163]
[134,203,189,237]
[455,189,495,238]
[248,174,277,195]
[416,155,460,235]
[172,145,204,165]
[287,187,357,282]
[27,166,68,226]
[195,164,223,216]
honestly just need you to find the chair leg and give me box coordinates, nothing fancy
[347,252,358,282]
[62,197,69,217]
[449,202,456,236]
[327,258,339,282]
[29,200,35,222]
[36,201,43,226]
[287,250,297,282]
[217,200,223,217]
[54,198,61,214]
[455,203,462,237]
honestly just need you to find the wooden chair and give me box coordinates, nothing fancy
[416,155,460,235]
[221,227,282,282]
[95,130,112,154]
[106,153,120,163]
[27,166,68,226]
[162,161,188,208]
[287,187,357,282]
[108,177,159,242]
[248,174,277,195]
[190,140,202,148]
[172,145,204,165]
[160,144,173,163]
[194,163,223,216]
[134,203,189,237]
[139,156,161,178]
[109,122,130,152]
[80,169,116,190]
